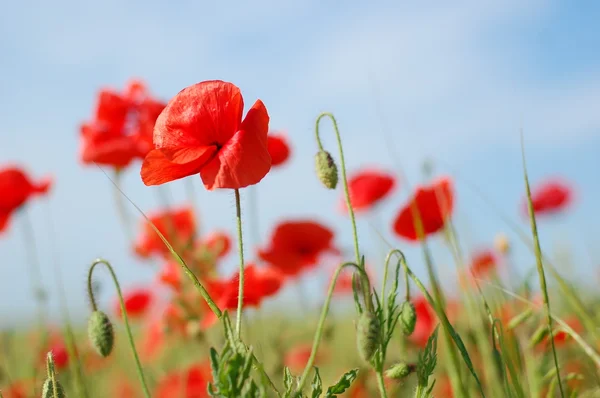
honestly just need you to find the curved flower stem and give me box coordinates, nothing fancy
[521,137,564,398]
[315,112,372,312]
[87,259,151,398]
[297,261,367,391]
[375,372,388,398]
[234,189,245,339]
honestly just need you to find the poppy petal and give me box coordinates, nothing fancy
[141,148,216,186]
[200,100,270,190]
[0,212,10,233]
[153,80,244,150]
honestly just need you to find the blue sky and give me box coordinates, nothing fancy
[1,1,599,326]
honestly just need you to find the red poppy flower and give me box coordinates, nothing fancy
[80,123,151,168]
[202,231,232,259]
[158,261,181,291]
[140,319,166,362]
[114,379,141,398]
[141,80,271,190]
[267,133,291,167]
[410,296,437,348]
[201,264,284,328]
[546,316,583,347]
[524,179,573,216]
[341,169,396,213]
[469,249,498,278]
[284,343,326,373]
[2,381,30,398]
[393,176,454,241]
[0,166,52,234]
[134,206,196,258]
[116,288,153,319]
[258,220,338,276]
[154,363,211,398]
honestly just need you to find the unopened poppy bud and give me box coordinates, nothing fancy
[399,301,417,336]
[385,362,414,379]
[507,308,533,330]
[315,151,338,189]
[42,379,66,398]
[356,311,380,363]
[494,233,510,254]
[529,324,549,347]
[88,311,114,357]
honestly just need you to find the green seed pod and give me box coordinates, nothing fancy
[42,379,66,398]
[315,151,338,189]
[399,301,417,336]
[529,324,549,348]
[88,310,114,357]
[356,311,380,362]
[385,362,413,380]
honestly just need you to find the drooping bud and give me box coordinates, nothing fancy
[88,310,114,357]
[356,311,380,363]
[42,379,66,398]
[399,301,417,336]
[315,151,338,189]
[385,362,414,380]
[529,324,549,347]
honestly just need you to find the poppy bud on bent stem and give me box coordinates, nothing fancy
[356,311,380,363]
[399,301,417,336]
[88,310,115,357]
[385,362,414,380]
[315,151,338,189]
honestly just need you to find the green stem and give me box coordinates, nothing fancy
[315,112,371,312]
[376,371,388,398]
[297,261,365,391]
[234,189,245,339]
[248,185,261,250]
[87,259,151,398]
[20,208,47,325]
[113,169,134,243]
[521,137,564,398]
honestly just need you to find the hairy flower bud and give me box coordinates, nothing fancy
[42,379,66,398]
[385,362,414,380]
[88,310,114,357]
[399,301,417,336]
[315,151,338,189]
[356,311,380,363]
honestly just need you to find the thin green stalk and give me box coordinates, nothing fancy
[20,208,47,325]
[234,189,245,339]
[297,261,365,391]
[315,112,371,312]
[521,136,564,398]
[113,169,134,242]
[87,259,151,398]
[247,185,261,250]
[376,371,388,398]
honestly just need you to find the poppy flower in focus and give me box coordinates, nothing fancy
[393,176,454,241]
[202,264,284,328]
[202,230,232,259]
[410,296,437,348]
[116,288,153,319]
[154,363,211,398]
[341,169,396,214]
[141,80,271,190]
[258,220,338,277]
[267,133,291,167]
[0,166,52,234]
[469,249,498,278]
[523,179,573,217]
[134,206,196,258]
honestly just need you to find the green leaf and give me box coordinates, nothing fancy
[325,369,359,397]
[209,347,220,382]
[283,366,295,396]
[311,368,323,398]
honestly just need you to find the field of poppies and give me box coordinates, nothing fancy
[0,79,599,398]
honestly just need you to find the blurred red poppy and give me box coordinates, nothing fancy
[393,176,454,241]
[258,220,338,276]
[154,362,211,398]
[267,133,291,167]
[469,249,498,278]
[201,264,284,328]
[116,288,153,319]
[410,296,437,348]
[134,206,196,258]
[158,261,181,291]
[0,166,52,234]
[2,381,30,398]
[284,343,326,372]
[141,80,271,190]
[546,316,583,347]
[202,231,232,259]
[524,179,573,217]
[114,379,141,398]
[341,169,396,213]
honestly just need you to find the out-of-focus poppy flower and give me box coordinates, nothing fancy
[410,296,437,348]
[79,123,151,168]
[140,319,166,362]
[469,249,498,278]
[154,363,211,398]
[141,80,271,190]
[546,316,583,347]
[134,206,196,258]
[2,381,31,398]
[158,261,181,291]
[393,176,454,241]
[284,343,326,373]
[116,288,153,319]
[114,379,141,398]
[202,231,232,259]
[267,133,291,167]
[523,179,573,217]
[258,220,338,276]
[0,166,52,234]
[341,169,396,214]
[201,264,284,328]
[433,375,454,398]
